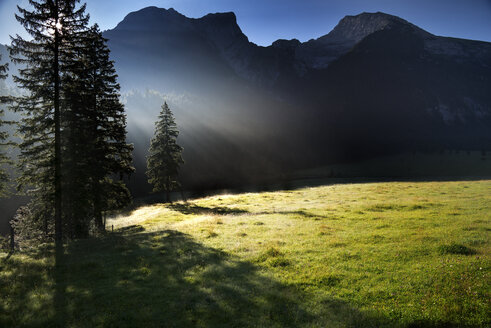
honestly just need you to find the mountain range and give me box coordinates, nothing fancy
[1,7,491,194]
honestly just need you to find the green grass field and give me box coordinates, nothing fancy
[1,180,490,327]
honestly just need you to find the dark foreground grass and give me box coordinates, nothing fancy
[0,230,378,327]
[1,180,490,327]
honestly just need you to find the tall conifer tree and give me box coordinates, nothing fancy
[9,0,89,241]
[64,25,133,234]
[146,102,184,202]
[88,26,133,231]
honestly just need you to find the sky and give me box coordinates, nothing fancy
[1,0,490,46]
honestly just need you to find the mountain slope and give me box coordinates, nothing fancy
[292,20,491,158]
[98,8,491,193]
[1,9,490,195]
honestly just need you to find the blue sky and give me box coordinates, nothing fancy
[1,0,490,45]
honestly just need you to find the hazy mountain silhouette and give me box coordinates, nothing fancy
[1,7,490,197]
[99,7,491,194]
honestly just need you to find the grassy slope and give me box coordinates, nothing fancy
[1,180,490,327]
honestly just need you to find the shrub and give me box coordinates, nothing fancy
[10,205,46,251]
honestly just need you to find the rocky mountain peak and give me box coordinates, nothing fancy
[112,7,249,49]
[272,39,301,49]
[197,11,249,48]
[114,6,191,32]
[296,12,431,69]
[200,11,238,26]
[319,12,426,44]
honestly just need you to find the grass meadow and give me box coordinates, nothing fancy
[1,180,490,327]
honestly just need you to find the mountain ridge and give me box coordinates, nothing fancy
[114,7,491,48]
[98,7,491,195]
[1,8,490,195]
[108,7,491,86]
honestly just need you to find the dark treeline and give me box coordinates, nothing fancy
[3,0,133,246]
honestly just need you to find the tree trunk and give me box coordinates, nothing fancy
[91,69,103,232]
[54,4,62,244]
[179,184,187,203]
[93,184,104,232]
[166,176,172,203]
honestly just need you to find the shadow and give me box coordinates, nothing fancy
[167,204,328,220]
[3,250,13,261]
[54,242,66,327]
[250,210,329,220]
[168,203,248,216]
[116,224,146,233]
[0,229,386,327]
[275,210,329,220]
[405,319,474,328]
[0,246,55,327]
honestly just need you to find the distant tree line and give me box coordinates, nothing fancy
[0,0,183,249]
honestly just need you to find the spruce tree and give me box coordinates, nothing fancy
[63,24,133,234]
[146,102,184,202]
[9,0,89,241]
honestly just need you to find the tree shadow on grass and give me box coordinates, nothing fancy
[2,229,389,327]
[169,203,248,216]
[0,246,57,327]
[167,203,330,221]
[267,210,330,220]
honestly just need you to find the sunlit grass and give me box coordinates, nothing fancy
[1,180,490,327]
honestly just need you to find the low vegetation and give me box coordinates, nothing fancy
[1,180,490,327]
